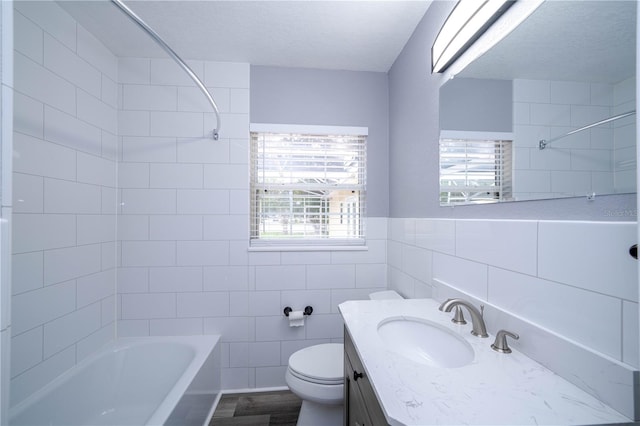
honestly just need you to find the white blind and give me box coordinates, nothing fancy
[440,138,512,204]
[250,130,367,246]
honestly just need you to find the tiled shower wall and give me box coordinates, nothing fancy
[11,2,118,407]
[388,217,638,418]
[512,77,636,200]
[116,57,388,389]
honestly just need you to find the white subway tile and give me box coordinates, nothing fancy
[456,220,538,275]
[570,149,612,172]
[101,242,117,271]
[177,292,230,318]
[229,342,249,367]
[150,58,204,86]
[177,136,230,164]
[117,267,149,294]
[11,327,43,377]
[220,368,250,389]
[280,251,331,265]
[330,288,379,313]
[365,217,388,240]
[529,147,571,171]
[14,11,43,64]
[14,1,76,51]
[12,213,76,254]
[229,292,248,317]
[248,342,280,367]
[44,179,102,214]
[489,267,622,360]
[12,252,44,295]
[248,291,281,316]
[12,281,76,335]
[77,90,117,134]
[178,86,230,113]
[530,103,571,127]
[123,84,178,111]
[150,111,204,138]
[249,251,280,266]
[388,218,415,244]
[117,320,150,337]
[281,290,330,315]
[307,265,355,290]
[76,325,113,362]
[571,105,611,128]
[204,317,253,342]
[305,314,343,339]
[44,106,102,156]
[14,133,76,181]
[549,170,591,196]
[121,293,177,320]
[150,318,203,336]
[176,241,229,266]
[254,316,304,342]
[121,189,176,214]
[14,53,75,115]
[44,244,102,286]
[513,102,530,125]
[14,91,44,138]
[101,75,118,109]
[330,240,386,265]
[209,113,249,140]
[13,173,43,214]
[10,346,75,408]
[76,25,117,81]
[387,240,402,269]
[229,138,249,165]
[229,89,249,114]
[432,253,488,299]
[538,221,637,301]
[203,215,248,241]
[118,163,149,189]
[204,62,250,88]
[118,111,150,137]
[590,83,613,106]
[203,164,248,189]
[204,266,249,291]
[550,81,590,105]
[414,219,455,254]
[77,215,116,245]
[122,136,178,162]
[149,215,203,241]
[355,264,387,288]
[77,270,115,308]
[280,339,331,365]
[44,34,101,98]
[149,266,204,293]
[118,58,150,84]
[401,245,431,283]
[513,79,550,103]
[43,303,101,358]
[622,301,638,368]
[121,241,176,267]
[255,266,305,291]
[117,215,149,241]
[177,189,229,215]
[77,153,115,187]
[150,163,203,189]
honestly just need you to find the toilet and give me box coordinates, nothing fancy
[286,290,402,426]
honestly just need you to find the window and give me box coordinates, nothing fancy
[439,136,512,205]
[250,124,367,248]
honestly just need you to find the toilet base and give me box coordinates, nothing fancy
[296,400,343,426]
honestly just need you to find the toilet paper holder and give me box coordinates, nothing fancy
[283,306,313,317]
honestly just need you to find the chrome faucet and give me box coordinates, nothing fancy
[439,298,489,338]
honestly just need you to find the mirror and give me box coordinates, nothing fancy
[439,0,636,205]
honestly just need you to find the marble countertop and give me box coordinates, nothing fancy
[339,298,632,426]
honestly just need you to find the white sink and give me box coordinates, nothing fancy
[377,317,474,368]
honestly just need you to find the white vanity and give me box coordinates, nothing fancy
[340,298,633,426]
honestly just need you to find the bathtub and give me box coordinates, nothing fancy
[9,335,221,426]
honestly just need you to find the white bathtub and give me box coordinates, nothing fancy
[9,335,221,426]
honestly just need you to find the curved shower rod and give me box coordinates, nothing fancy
[111,0,221,140]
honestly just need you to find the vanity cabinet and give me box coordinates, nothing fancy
[344,328,388,426]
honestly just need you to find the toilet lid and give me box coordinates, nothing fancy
[288,343,344,383]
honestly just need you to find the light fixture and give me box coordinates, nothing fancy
[432,0,514,74]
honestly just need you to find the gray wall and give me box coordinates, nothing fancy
[388,1,636,220]
[440,78,512,132]
[250,66,389,217]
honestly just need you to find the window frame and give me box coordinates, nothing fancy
[249,123,368,251]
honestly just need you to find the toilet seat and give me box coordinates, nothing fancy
[288,343,343,385]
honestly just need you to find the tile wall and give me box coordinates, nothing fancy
[512,78,636,199]
[10,2,118,407]
[116,57,388,389]
[614,77,636,192]
[388,217,638,418]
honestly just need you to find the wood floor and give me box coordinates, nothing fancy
[209,390,302,426]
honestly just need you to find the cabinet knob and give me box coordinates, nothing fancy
[353,371,363,381]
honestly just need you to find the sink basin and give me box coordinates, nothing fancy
[377,317,474,368]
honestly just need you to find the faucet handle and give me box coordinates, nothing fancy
[451,305,467,324]
[491,330,519,353]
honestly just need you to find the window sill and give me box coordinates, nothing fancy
[248,245,368,252]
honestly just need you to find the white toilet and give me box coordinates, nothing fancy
[286,290,402,426]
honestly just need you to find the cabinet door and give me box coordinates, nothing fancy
[345,353,373,426]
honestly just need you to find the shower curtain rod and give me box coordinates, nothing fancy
[539,110,635,150]
[111,0,221,140]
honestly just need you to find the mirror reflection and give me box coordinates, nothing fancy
[439,0,636,205]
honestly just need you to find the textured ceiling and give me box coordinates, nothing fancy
[58,0,433,72]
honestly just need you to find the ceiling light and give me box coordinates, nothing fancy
[432,0,515,73]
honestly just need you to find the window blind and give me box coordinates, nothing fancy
[440,138,512,204]
[250,131,366,246]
